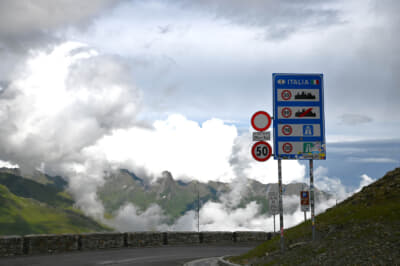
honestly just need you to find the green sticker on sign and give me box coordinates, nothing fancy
[303,143,314,153]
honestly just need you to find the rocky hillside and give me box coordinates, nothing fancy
[0,167,333,234]
[231,167,400,265]
[98,169,332,222]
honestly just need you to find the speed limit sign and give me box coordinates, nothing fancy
[251,141,272,162]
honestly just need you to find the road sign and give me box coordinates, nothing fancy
[252,131,271,141]
[273,73,326,160]
[277,89,320,102]
[277,106,321,119]
[278,124,321,137]
[300,191,310,212]
[268,191,279,214]
[251,141,272,162]
[251,111,271,131]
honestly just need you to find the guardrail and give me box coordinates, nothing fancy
[0,231,273,257]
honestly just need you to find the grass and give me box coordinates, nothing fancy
[232,201,400,264]
[231,168,400,265]
[0,173,73,208]
[0,184,111,235]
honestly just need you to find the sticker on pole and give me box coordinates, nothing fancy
[251,141,272,162]
[251,111,271,131]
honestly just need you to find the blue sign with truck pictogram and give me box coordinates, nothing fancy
[273,73,326,160]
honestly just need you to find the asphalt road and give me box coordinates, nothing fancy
[0,244,256,266]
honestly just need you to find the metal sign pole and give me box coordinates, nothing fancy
[278,159,284,252]
[309,159,315,241]
[304,211,306,223]
[273,214,276,233]
[197,181,200,232]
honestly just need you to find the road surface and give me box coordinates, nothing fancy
[0,244,256,266]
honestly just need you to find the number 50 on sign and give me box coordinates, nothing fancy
[252,141,272,162]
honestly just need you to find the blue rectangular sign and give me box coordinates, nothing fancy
[273,73,326,160]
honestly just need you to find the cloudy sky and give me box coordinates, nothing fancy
[0,0,399,229]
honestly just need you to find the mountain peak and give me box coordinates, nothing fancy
[156,171,177,199]
[161,170,174,181]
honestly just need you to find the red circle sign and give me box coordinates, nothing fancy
[282,125,292,136]
[251,111,271,131]
[251,141,272,162]
[282,143,293,153]
[281,90,292,100]
[281,108,292,118]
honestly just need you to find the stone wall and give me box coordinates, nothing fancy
[166,232,200,245]
[234,231,272,242]
[80,233,124,251]
[126,232,164,247]
[202,231,233,244]
[0,236,23,256]
[0,231,271,257]
[24,234,79,255]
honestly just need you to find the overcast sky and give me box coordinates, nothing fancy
[0,0,399,221]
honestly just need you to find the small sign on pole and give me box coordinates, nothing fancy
[300,191,310,212]
[269,191,279,233]
[252,131,271,141]
[268,192,279,214]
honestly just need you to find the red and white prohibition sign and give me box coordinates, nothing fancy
[282,143,293,153]
[251,111,271,131]
[281,90,292,100]
[282,125,292,136]
[281,107,292,118]
[252,141,272,161]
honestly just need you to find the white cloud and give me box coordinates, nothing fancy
[0,160,19,169]
[314,166,378,202]
[108,203,168,232]
[0,42,142,217]
[0,40,308,222]
[231,133,307,184]
[197,194,328,232]
[93,114,238,183]
[355,174,375,192]
[314,166,349,202]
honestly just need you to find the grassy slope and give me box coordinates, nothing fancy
[0,184,111,235]
[231,168,400,265]
[0,172,112,236]
[0,172,73,208]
